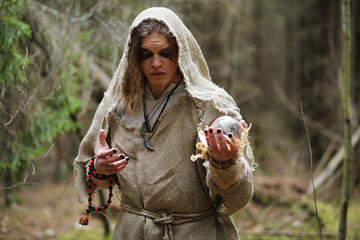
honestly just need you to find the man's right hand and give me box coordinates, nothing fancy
[94,129,128,176]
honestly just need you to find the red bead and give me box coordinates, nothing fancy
[95,208,98,211]
[88,167,91,171]
[106,203,110,206]
[92,171,96,175]
[101,207,104,210]
[108,197,111,200]
[109,184,113,187]
[109,176,113,180]
[89,188,92,192]
[88,201,91,204]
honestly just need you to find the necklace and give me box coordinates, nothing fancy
[145,91,171,122]
[140,78,183,150]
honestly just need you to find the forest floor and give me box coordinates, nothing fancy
[1,173,360,240]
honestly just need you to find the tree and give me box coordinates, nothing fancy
[0,0,89,205]
[338,0,352,239]
[0,0,32,205]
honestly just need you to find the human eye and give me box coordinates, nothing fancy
[159,48,173,59]
[140,48,153,59]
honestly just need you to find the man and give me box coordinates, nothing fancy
[74,7,255,240]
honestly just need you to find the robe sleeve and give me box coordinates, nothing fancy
[205,137,255,215]
[73,134,101,204]
[73,96,112,203]
[193,95,255,215]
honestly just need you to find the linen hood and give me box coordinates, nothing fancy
[74,7,241,202]
[110,7,240,119]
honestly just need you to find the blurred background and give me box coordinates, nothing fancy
[0,0,359,239]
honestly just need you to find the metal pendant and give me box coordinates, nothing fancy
[140,122,154,150]
[144,132,154,151]
[140,122,150,136]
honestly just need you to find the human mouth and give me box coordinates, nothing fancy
[150,71,165,77]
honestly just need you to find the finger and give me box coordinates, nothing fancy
[239,120,246,128]
[206,127,218,151]
[204,127,210,147]
[99,164,127,175]
[226,133,239,153]
[109,164,127,174]
[99,129,109,149]
[97,148,118,159]
[216,128,229,152]
[109,159,128,169]
[107,154,127,165]
[204,128,209,137]
[95,156,128,174]
[97,155,124,169]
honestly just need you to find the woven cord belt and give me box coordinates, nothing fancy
[120,202,215,240]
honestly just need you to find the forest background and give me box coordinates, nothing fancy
[0,0,359,239]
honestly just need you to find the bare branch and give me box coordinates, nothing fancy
[0,144,54,190]
[313,140,337,176]
[89,53,114,72]
[33,0,102,24]
[309,126,360,192]
[32,0,67,20]
[36,144,55,161]
[0,47,31,129]
[89,63,111,90]
[273,80,342,142]
[0,164,40,190]
[70,2,101,23]
[300,102,323,239]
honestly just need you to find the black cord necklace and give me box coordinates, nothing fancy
[145,91,171,122]
[140,78,183,150]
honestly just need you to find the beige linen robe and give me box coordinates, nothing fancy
[74,7,255,240]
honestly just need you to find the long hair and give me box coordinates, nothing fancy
[121,19,178,113]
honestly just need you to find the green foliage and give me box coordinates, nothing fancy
[0,0,89,204]
[0,0,30,170]
[0,0,31,86]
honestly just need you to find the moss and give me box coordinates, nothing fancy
[59,228,113,240]
[235,198,360,239]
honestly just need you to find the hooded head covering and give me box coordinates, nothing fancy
[103,7,239,125]
[74,7,241,201]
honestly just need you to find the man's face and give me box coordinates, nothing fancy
[140,33,181,98]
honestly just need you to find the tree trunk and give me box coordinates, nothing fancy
[4,172,16,206]
[338,0,352,239]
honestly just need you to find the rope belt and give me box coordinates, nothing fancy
[120,202,215,240]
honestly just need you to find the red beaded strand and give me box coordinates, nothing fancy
[79,156,115,225]
[86,156,113,214]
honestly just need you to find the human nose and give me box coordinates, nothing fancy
[151,54,162,68]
